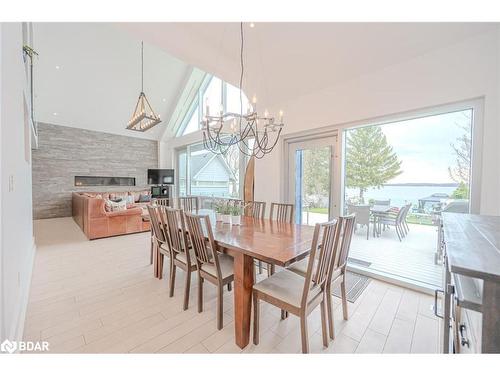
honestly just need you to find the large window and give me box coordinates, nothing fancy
[176,142,244,199]
[177,75,249,137]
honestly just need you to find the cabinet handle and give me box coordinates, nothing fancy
[434,289,444,318]
[459,324,470,348]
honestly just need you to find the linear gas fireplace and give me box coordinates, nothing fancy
[74,176,136,187]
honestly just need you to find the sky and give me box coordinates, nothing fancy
[366,109,472,184]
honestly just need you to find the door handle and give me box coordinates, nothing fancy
[459,324,470,348]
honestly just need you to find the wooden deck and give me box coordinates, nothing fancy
[348,223,442,289]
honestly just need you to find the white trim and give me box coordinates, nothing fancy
[347,264,434,295]
[283,135,337,221]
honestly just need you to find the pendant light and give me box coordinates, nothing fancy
[126,41,162,132]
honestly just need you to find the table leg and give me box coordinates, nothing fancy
[232,251,254,349]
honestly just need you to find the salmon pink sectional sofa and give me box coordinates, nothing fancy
[72,190,151,240]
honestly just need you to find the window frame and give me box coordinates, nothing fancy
[175,141,249,200]
[176,75,248,137]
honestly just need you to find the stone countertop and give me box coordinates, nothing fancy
[442,213,500,282]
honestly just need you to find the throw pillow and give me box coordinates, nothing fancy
[104,199,113,212]
[138,194,151,203]
[114,200,127,211]
[126,195,134,204]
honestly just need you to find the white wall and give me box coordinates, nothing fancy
[0,23,35,342]
[253,29,500,216]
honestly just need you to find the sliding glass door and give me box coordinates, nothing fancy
[287,137,336,225]
[341,106,475,289]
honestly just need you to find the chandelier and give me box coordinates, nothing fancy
[126,41,162,132]
[202,23,284,159]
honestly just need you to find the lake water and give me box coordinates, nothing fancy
[345,185,459,208]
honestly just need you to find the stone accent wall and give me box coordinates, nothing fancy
[32,123,158,219]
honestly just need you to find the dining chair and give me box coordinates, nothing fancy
[287,215,356,339]
[253,220,339,353]
[184,212,235,330]
[267,202,295,276]
[163,207,197,310]
[347,204,370,240]
[147,205,171,279]
[270,202,294,223]
[227,198,243,207]
[243,200,267,274]
[244,200,266,219]
[178,196,199,211]
[153,198,173,207]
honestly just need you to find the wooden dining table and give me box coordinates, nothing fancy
[193,210,316,349]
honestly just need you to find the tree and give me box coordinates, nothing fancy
[345,126,402,202]
[302,147,330,207]
[448,111,471,199]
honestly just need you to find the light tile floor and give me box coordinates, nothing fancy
[23,217,441,354]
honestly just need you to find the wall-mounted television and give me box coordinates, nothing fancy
[148,169,174,185]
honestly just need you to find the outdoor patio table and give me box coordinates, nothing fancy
[371,205,391,237]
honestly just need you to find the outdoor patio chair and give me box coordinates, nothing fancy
[347,204,371,240]
[400,203,412,235]
[378,205,406,241]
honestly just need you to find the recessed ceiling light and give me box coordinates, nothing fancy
[249,22,255,28]
[53,112,58,116]
[55,65,60,69]
[162,98,166,102]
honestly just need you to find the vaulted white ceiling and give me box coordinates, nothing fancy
[34,22,498,140]
[120,22,498,109]
[34,22,191,140]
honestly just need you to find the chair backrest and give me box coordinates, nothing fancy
[147,205,167,244]
[244,201,266,219]
[403,203,412,219]
[227,198,242,207]
[333,215,356,271]
[153,198,173,207]
[347,204,370,225]
[395,205,407,223]
[164,207,191,265]
[270,202,294,223]
[374,199,390,206]
[183,212,222,279]
[397,203,411,224]
[178,196,199,211]
[301,220,338,305]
